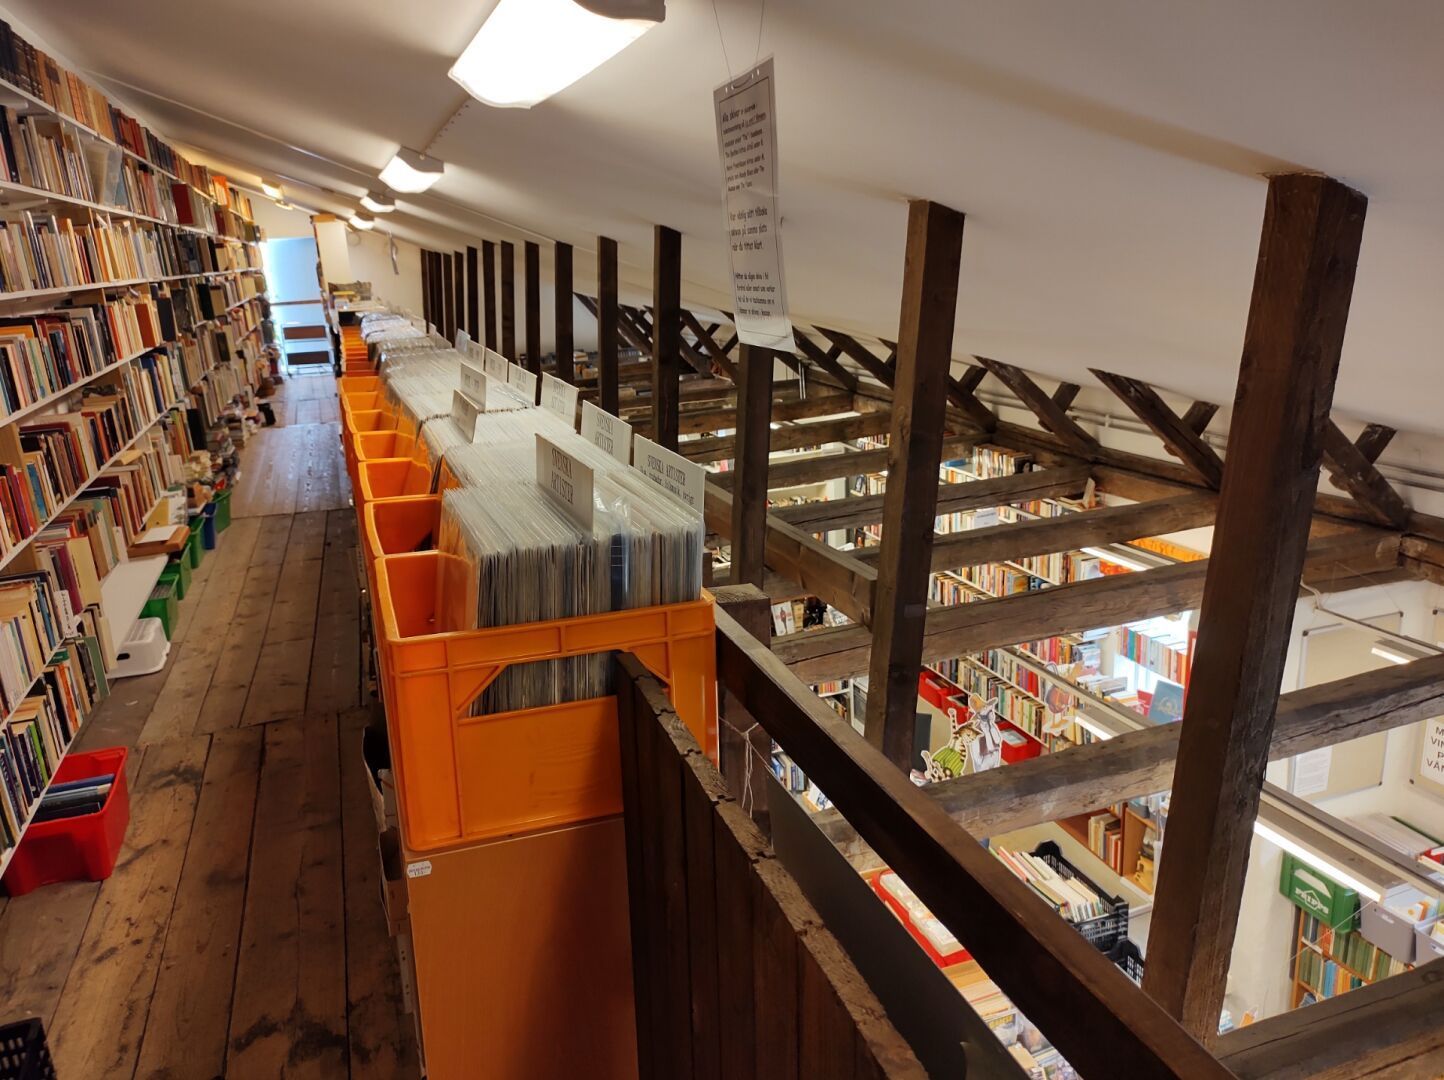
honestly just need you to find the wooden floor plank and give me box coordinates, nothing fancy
[136,517,266,746]
[134,727,263,1080]
[338,708,420,1077]
[0,882,101,1030]
[241,514,327,726]
[308,510,362,714]
[46,737,209,1079]
[228,715,348,1080]
[194,559,286,734]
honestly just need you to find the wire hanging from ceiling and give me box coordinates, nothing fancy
[711,0,767,82]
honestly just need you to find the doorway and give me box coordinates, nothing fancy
[261,236,332,374]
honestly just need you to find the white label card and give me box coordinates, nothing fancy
[451,390,482,441]
[406,860,432,879]
[580,400,632,463]
[455,328,471,351]
[541,373,580,426]
[483,347,509,382]
[459,357,487,403]
[536,435,594,529]
[633,434,705,511]
[714,57,792,349]
[508,363,539,404]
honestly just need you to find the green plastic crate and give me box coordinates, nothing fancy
[214,488,232,532]
[186,519,205,568]
[142,580,179,640]
[164,552,192,598]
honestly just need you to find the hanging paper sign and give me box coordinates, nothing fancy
[450,390,482,441]
[483,347,509,382]
[535,434,594,529]
[633,434,705,511]
[580,400,632,462]
[541,373,580,426]
[714,57,791,349]
[458,357,488,405]
[508,363,539,404]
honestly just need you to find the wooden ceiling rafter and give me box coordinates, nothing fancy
[1091,369,1225,487]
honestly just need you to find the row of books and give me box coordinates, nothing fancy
[992,845,1111,923]
[1084,809,1124,874]
[0,18,252,222]
[31,768,113,825]
[1114,623,1190,684]
[1299,912,1407,984]
[0,638,104,852]
[953,658,1049,735]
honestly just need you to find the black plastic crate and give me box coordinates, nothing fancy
[1029,840,1129,950]
[1109,939,1145,985]
[0,1019,56,1080]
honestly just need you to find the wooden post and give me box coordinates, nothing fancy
[1143,174,1367,1039]
[730,345,773,587]
[862,199,966,771]
[465,245,479,341]
[441,253,455,344]
[452,249,464,343]
[482,239,498,350]
[525,240,542,376]
[419,249,432,326]
[554,241,574,384]
[711,585,772,820]
[500,240,516,359]
[598,235,620,415]
[652,225,682,450]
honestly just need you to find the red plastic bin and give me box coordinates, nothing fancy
[2,747,130,896]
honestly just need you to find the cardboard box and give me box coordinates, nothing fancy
[378,827,409,938]
[1414,918,1444,964]
[361,725,399,834]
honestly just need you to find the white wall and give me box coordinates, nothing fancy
[348,229,425,315]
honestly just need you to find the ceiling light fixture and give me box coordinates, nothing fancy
[1080,545,1153,573]
[349,212,376,231]
[379,147,445,193]
[360,190,396,214]
[260,180,282,199]
[449,0,665,109]
[1369,639,1432,665]
[1252,819,1383,902]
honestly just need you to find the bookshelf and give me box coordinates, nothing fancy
[1290,906,1409,1008]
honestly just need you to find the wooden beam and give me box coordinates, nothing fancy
[441,252,455,343]
[500,240,516,360]
[1181,400,1218,435]
[947,365,999,431]
[452,249,464,344]
[714,610,1231,1080]
[817,328,896,386]
[864,199,966,770]
[980,357,1099,454]
[1354,421,1396,463]
[819,651,1444,856]
[792,332,860,391]
[774,465,1092,533]
[731,346,774,587]
[635,390,854,438]
[1144,173,1367,1039]
[524,241,542,376]
[1216,958,1444,1080]
[1051,383,1081,412]
[1091,370,1225,488]
[1320,418,1409,528]
[776,529,1398,684]
[482,239,498,350]
[465,245,480,341]
[553,241,574,383]
[597,237,620,415]
[652,225,682,450]
[852,493,1218,574]
[710,435,978,492]
[705,485,876,625]
[680,411,893,465]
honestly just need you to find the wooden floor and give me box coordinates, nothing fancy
[0,372,421,1079]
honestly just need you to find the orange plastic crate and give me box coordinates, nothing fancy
[354,430,419,465]
[338,374,380,395]
[359,493,441,600]
[373,550,717,854]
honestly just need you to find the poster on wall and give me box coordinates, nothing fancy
[713,58,792,350]
[1419,716,1444,796]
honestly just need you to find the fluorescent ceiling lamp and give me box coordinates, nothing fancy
[1080,545,1153,573]
[360,190,396,214]
[1252,819,1382,901]
[449,0,665,109]
[379,147,445,193]
[260,180,282,199]
[1370,638,1433,665]
[349,212,376,231]
[1073,713,1117,742]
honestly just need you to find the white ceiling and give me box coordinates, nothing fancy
[11,0,1443,433]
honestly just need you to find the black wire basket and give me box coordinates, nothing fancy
[0,1019,56,1080]
[1029,840,1130,950]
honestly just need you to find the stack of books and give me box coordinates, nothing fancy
[992,845,1109,923]
[31,768,113,824]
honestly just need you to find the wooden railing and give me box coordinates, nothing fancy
[615,654,927,1079]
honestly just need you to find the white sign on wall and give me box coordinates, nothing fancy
[714,57,791,350]
[1420,716,1444,791]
